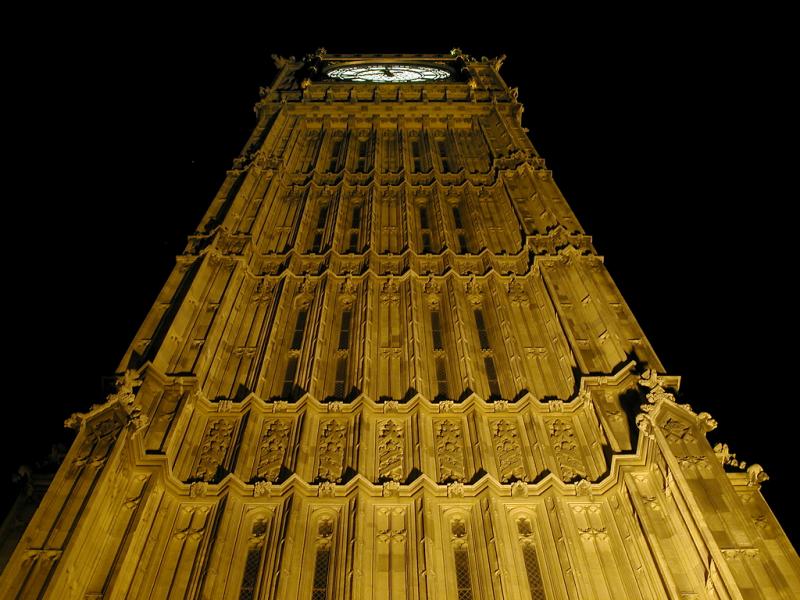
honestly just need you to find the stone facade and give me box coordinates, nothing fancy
[1,49,798,599]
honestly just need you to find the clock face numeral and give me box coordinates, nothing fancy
[327,64,451,83]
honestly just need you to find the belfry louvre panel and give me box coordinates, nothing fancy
[2,49,798,600]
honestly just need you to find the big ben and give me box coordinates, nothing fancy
[1,48,798,599]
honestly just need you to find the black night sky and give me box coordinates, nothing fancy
[6,15,796,549]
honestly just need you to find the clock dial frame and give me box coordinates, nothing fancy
[325,63,452,83]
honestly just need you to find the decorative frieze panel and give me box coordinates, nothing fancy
[433,418,467,483]
[489,418,526,482]
[545,417,588,482]
[191,418,238,482]
[316,419,349,483]
[255,418,293,482]
[377,419,405,481]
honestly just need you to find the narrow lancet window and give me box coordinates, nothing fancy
[282,356,298,398]
[517,518,547,600]
[410,139,422,172]
[485,356,501,398]
[419,206,430,229]
[328,139,342,172]
[435,356,449,399]
[291,309,308,350]
[451,518,473,600]
[338,310,352,350]
[474,309,490,350]
[437,139,451,172]
[422,232,432,253]
[431,310,444,351]
[356,138,368,171]
[239,519,268,600]
[310,518,334,600]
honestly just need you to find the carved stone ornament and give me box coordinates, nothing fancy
[189,481,208,497]
[464,276,483,306]
[676,455,710,470]
[638,369,662,389]
[380,278,401,305]
[547,418,587,481]
[115,369,142,399]
[493,400,509,412]
[317,419,348,482]
[491,419,525,482]
[660,417,694,443]
[423,277,441,307]
[635,413,654,439]
[697,412,718,432]
[575,479,593,497]
[423,276,441,296]
[450,47,475,63]
[377,420,404,481]
[644,387,675,407]
[339,277,357,303]
[507,277,529,305]
[271,54,290,69]
[253,481,273,497]
[578,526,608,541]
[747,464,769,486]
[490,54,506,71]
[438,400,454,413]
[435,419,466,482]
[511,480,529,497]
[295,277,317,304]
[193,419,236,481]
[128,410,149,432]
[257,419,291,482]
[318,481,336,497]
[714,442,736,466]
[447,481,465,497]
[382,480,401,497]
[252,279,275,304]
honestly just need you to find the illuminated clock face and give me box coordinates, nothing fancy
[326,64,451,83]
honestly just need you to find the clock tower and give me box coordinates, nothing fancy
[2,49,798,599]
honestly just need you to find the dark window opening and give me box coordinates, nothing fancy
[328,139,342,172]
[281,356,298,398]
[485,356,501,398]
[334,357,347,398]
[419,206,430,229]
[452,206,463,228]
[422,232,432,253]
[431,310,444,350]
[437,139,451,172]
[410,140,422,172]
[458,233,468,254]
[338,310,352,350]
[348,232,359,253]
[436,356,449,399]
[474,309,490,350]
[310,546,331,600]
[291,310,308,350]
[356,139,368,171]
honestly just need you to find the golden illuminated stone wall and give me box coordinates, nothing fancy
[2,50,798,599]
